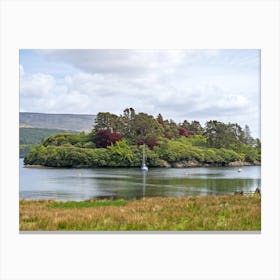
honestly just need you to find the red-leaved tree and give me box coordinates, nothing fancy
[178,127,195,137]
[94,130,122,148]
[136,136,159,149]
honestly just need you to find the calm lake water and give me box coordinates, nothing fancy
[19,159,261,201]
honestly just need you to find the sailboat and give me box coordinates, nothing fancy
[141,144,148,172]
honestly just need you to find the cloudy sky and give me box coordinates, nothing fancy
[20,49,260,137]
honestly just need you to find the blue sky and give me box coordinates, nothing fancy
[19,49,260,137]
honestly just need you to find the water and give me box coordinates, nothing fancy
[19,159,261,201]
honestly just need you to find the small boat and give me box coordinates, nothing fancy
[141,144,148,172]
[141,164,148,172]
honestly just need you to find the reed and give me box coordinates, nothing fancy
[19,194,261,231]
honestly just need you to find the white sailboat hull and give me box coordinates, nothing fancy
[141,144,148,171]
[141,166,148,172]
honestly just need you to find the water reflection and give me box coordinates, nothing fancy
[19,159,261,201]
[142,170,146,198]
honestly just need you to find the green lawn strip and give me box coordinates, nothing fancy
[49,199,127,209]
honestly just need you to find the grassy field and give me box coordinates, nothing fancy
[19,194,261,231]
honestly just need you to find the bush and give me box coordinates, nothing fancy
[43,133,89,147]
[184,135,207,147]
[156,139,204,162]
[215,148,240,164]
[107,140,134,167]
[24,144,47,165]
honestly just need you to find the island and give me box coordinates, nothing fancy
[23,108,261,168]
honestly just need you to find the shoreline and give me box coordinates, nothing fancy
[22,160,261,169]
[19,192,260,203]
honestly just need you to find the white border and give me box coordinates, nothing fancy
[1,1,279,280]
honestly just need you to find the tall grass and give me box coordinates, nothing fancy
[19,195,261,231]
[49,200,127,209]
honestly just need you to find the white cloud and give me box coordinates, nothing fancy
[20,66,56,98]
[40,49,222,77]
[20,49,260,137]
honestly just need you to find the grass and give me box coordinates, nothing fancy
[19,194,261,231]
[49,200,127,209]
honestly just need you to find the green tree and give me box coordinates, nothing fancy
[94,112,120,132]
[163,119,179,139]
[156,113,164,126]
[189,120,204,135]
[24,144,47,165]
[131,112,163,144]
[204,120,227,148]
[204,121,244,149]
[244,124,254,146]
[181,120,191,130]
[185,135,207,147]
[119,108,136,140]
[107,140,134,166]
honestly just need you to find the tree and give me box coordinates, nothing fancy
[181,120,191,130]
[107,140,134,166]
[228,123,245,145]
[204,120,224,148]
[123,107,136,120]
[94,112,119,132]
[189,121,204,135]
[180,120,203,136]
[120,108,136,140]
[244,124,254,146]
[156,113,164,126]
[204,120,233,148]
[146,136,159,149]
[178,127,191,137]
[185,135,207,147]
[131,112,163,144]
[204,121,247,149]
[255,138,261,149]
[94,130,122,148]
[163,119,179,139]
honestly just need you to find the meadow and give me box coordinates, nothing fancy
[19,194,261,231]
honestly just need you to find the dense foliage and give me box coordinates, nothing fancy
[20,128,79,157]
[20,128,78,145]
[93,130,122,148]
[24,108,261,167]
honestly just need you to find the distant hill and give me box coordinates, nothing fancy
[19,127,80,158]
[20,112,96,132]
[19,112,96,158]
[20,128,79,145]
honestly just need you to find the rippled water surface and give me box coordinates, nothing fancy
[19,159,261,201]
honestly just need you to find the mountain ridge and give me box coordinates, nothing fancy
[20,112,96,132]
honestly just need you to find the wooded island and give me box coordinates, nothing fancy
[24,108,261,168]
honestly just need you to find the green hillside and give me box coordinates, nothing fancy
[19,112,96,158]
[20,128,79,158]
[20,128,79,145]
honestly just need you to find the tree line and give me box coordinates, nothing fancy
[24,108,261,167]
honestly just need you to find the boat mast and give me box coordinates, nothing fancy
[142,144,145,166]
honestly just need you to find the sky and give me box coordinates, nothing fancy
[19,49,260,138]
